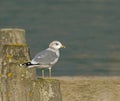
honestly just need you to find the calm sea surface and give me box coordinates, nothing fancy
[0,0,120,76]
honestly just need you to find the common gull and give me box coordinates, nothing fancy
[20,40,65,78]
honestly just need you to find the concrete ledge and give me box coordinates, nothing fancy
[57,76,120,101]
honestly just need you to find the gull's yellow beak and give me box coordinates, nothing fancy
[61,45,66,48]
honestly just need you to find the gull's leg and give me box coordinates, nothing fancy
[41,69,45,78]
[48,67,52,78]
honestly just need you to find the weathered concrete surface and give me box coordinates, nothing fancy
[56,76,120,101]
[0,28,29,101]
[0,28,26,67]
[1,45,35,101]
[30,79,62,101]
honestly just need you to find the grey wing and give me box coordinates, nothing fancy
[31,50,58,65]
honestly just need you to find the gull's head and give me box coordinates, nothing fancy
[49,40,65,50]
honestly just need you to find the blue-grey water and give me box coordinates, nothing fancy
[0,0,120,76]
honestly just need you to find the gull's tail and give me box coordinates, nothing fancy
[20,62,40,68]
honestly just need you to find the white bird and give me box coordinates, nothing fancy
[20,40,65,78]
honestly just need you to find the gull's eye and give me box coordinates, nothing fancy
[55,43,59,45]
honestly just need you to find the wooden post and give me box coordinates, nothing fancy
[0,28,62,101]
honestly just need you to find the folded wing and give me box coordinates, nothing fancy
[31,50,59,65]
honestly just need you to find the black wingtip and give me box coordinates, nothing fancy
[20,62,40,68]
[20,62,32,67]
